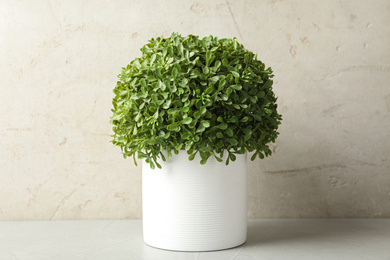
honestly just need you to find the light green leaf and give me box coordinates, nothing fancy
[201,120,210,128]
[209,76,219,83]
[182,117,193,124]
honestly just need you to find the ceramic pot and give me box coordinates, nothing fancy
[142,150,247,251]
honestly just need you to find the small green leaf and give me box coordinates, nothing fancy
[258,152,264,159]
[151,94,159,105]
[150,54,156,66]
[216,132,224,138]
[201,120,210,128]
[172,68,178,79]
[178,43,184,55]
[185,142,192,151]
[243,127,252,136]
[231,71,240,78]
[199,146,213,152]
[205,50,212,66]
[155,161,162,169]
[225,156,230,166]
[226,127,234,137]
[214,60,221,71]
[200,106,207,115]
[162,99,171,109]
[157,80,166,91]
[168,124,180,132]
[155,68,162,78]
[171,83,177,92]
[226,87,232,97]
[240,116,249,122]
[168,108,179,114]
[188,153,196,161]
[182,117,193,124]
[218,123,228,130]
[180,78,189,87]
[218,78,227,90]
[193,110,201,119]
[252,114,262,121]
[196,124,206,133]
[149,161,155,170]
[153,110,159,119]
[172,143,181,151]
[251,152,257,161]
[214,156,223,162]
[140,78,147,89]
[209,76,219,83]
[227,138,238,146]
[229,153,236,161]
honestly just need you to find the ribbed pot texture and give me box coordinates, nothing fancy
[142,150,247,251]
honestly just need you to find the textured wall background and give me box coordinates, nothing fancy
[0,0,389,220]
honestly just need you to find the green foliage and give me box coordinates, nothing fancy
[110,32,282,169]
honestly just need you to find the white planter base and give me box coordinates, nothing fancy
[142,151,247,252]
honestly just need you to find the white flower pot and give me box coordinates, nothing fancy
[142,150,247,251]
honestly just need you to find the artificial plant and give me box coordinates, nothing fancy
[110,32,282,169]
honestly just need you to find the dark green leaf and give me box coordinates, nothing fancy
[252,114,262,121]
[226,127,234,137]
[199,146,213,152]
[188,153,196,161]
[200,156,208,165]
[227,138,238,146]
[251,152,257,161]
[218,123,228,130]
[216,132,224,138]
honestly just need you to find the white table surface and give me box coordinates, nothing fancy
[0,219,389,260]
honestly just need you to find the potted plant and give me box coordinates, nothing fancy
[110,32,282,251]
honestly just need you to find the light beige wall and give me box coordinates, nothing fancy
[0,0,389,220]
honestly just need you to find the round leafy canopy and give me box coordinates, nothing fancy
[110,32,282,169]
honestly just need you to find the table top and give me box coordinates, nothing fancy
[1,219,389,260]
